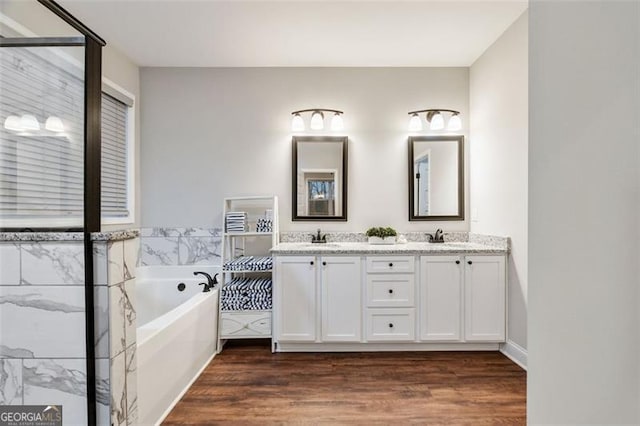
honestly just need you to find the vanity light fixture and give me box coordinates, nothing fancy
[4,115,23,131]
[45,116,65,133]
[408,113,422,132]
[330,112,344,131]
[407,109,462,132]
[4,114,65,133]
[291,108,345,132]
[20,114,40,131]
[447,113,462,131]
[291,113,305,132]
[310,111,324,130]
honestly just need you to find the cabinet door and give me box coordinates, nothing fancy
[321,256,362,342]
[420,256,462,341]
[274,256,317,342]
[464,255,506,342]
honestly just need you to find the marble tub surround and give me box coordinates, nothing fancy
[140,227,222,266]
[271,240,508,255]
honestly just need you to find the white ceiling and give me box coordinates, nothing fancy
[59,0,528,67]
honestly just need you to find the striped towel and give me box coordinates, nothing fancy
[223,256,272,271]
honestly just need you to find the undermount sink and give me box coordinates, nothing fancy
[301,243,342,248]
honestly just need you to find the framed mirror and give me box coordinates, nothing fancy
[292,136,348,221]
[408,135,464,221]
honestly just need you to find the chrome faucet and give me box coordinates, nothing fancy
[426,228,445,243]
[311,228,327,244]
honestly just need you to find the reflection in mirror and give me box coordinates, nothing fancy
[293,136,347,221]
[409,136,464,221]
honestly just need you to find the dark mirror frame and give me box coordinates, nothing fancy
[408,135,465,221]
[292,136,348,221]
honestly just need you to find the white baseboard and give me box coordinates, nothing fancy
[500,340,527,370]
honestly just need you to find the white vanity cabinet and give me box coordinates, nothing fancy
[420,254,506,343]
[321,256,362,341]
[274,256,318,341]
[419,255,463,341]
[365,256,416,342]
[274,255,362,343]
[463,255,506,342]
[273,246,507,352]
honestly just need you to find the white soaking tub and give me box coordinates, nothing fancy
[136,265,220,425]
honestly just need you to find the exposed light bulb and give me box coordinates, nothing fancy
[45,116,65,133]
[310,111,324,130]
[408,113,422,132]
[20,114,40,131]
[330,113,344,131]
[447,113,462,131]
[291,113,305,132]
[4,115,23,131]
[429,111,444,130]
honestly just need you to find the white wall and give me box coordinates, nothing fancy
[470,13,528,357]
[529,1,640,423]
[140,67,469,231]
[0,0,141,230]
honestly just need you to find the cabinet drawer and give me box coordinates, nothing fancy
[221,311,271,337]
[366,274,415,307]
[366,308,415,341]
[366,256,415,273]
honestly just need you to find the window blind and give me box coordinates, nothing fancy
[0,45,130,226]
[101,94,129,218]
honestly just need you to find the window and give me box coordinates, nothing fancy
[0,44,133,228]
[101,93,130,221]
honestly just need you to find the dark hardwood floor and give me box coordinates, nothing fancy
[163,340,526,425]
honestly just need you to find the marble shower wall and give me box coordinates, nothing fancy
[140,227,222,266]
[0,233,139,426]
[0,238,94,426]
[96,236,139,426]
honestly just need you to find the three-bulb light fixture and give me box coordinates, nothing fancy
[408,109,462,132]
[3,114,65,133]
[291,109,344,132]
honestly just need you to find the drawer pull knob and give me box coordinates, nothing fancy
[388,289,393,294]
[388,323,394,328]
[455,260,460,264]
[322,261,327,266]
[468,260,473,265]
[388,263,393,267]
[310,261,314,266]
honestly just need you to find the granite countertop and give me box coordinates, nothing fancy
[0,229,139,242]
[270,241,508,255]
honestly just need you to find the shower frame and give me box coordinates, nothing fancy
[0,1,105,424]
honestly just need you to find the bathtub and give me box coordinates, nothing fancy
[136,265,220,426]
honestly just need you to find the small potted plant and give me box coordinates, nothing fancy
[366,227,398,245]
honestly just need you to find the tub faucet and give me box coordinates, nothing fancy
[426,228,445,243]
[194,271,218,292]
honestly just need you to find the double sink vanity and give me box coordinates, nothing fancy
[231,135,510,353]
[270,236,508,352]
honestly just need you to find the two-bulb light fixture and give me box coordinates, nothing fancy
[3,114,66,134]
[408,109,462,132]
[291,109,344,132]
